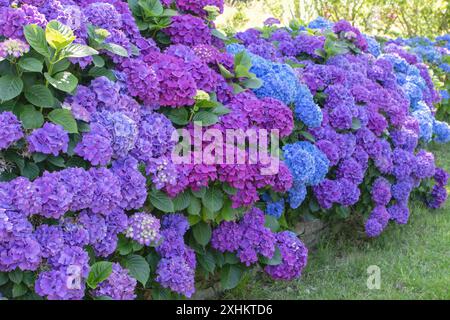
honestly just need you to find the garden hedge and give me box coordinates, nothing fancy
[0,0,448,300]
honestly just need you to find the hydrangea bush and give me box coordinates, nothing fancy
[0,1,448,300]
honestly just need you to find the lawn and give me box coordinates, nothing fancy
[225,144,450,300]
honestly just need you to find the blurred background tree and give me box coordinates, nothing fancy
[218,0,449,38]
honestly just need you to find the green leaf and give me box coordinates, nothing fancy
[92,55,105,67]
[300,131,316,143]
[24,24,50,58]
[117,235,133,256]
[21,162,39,180]
[173,191,191,211]
[0,75,23,102]
[242,78,262,89]
[220,265,243,290]
[123,255,150,286]
[20,107,44,129]
[59,43,98,59]
[32,152,48,163]
[149,189,174,213]
[45,20,76,50]
[192,111,219,127]
[224,252,239,264]
[88,67,116,81]
[138,0,164,17]
[219,199,236,221]
[24,85,54,108]
[259,246,282,266]
[166,107,189,126]
[48,109,78,133]
[235,65,252,78]
[12,283,28,298]
[218,64,234,79]
[0,273,8,286]
[52,59,71,74]
[212,105,230,116]
[18,58,43,73]
[192,222,212,247]
[351,118,361,130]
[265,215,280,232]
[211,29,228,41]
[47,156,65,168]
[44,72,78,93]
[202,186,224,213]
[9,269,23,284]
[87,261,113,289]
[198,252,215,274]
[234,51,252,70]
[187,196,201,216]
[99,43,128,57]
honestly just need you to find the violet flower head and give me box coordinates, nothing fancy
[27,123,69,156]
[126,212,161,246]
[0,111,23,150]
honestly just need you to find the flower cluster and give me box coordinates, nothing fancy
[233,18,448,238]
[91,263,137,300]
[156,214,196,298]
[212,208,308,280]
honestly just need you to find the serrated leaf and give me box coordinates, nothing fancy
[0,75,23,102]
[48,109,78,133]
[138,0,164,17]
[45,72,78,93]
[24,85,54,108]
[12,283,28,298]
[149,189,174,213]
[172,191,191,211]
[9,269,23,284]
[24,24,50,58]
[18,58,43,73]
[187,196,201,216]
[20,107,44,129]
[192,222,212,247]
[21,162,40,180]
[87,261,113,289]
[202,186,224,213]
[123,255,150,286]
[198,252,215,274]
[99,43,128,57]
[88,67,116,81]
[45,20,76,50]
[192,111,219,127]
[220,265,243,290]
[92,55,105,67]
[167,107,189,125]
[59,43,98,59]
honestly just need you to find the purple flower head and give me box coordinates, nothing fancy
[161,213,190,236]
[0,38,29,58]
[265,231,308,280]
[111,157,147,210]
[126,212,161,246]
[27,123,69,156]
[92,263,137,300]
[0,111,23,150]
[164,14,212,46]
[371,177,391,206]
[74,123,113,166]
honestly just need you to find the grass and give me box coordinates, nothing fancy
[225,144,450,300]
